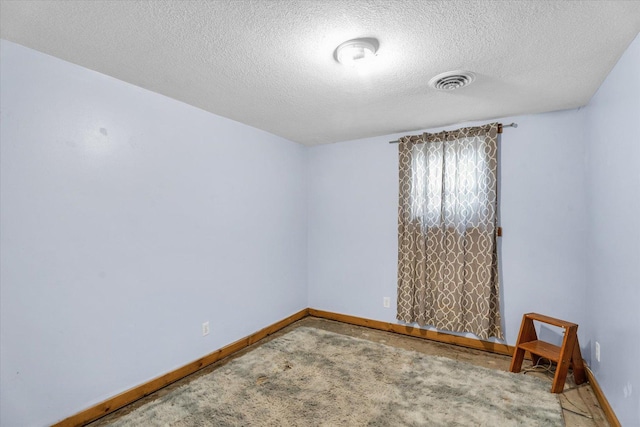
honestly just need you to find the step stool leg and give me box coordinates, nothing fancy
[551,326,578,393]
[510,314,537,373]
[510,348,526,373]
[571,336,586,385]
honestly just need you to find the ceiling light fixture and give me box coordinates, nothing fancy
[334,38,379,67]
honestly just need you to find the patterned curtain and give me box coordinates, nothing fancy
[396,123,503,340]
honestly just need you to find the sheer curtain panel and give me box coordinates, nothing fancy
[396,123,503,340]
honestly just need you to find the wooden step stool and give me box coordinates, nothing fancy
[509,313,586,393]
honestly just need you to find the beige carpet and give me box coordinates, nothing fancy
[107,327,563,426]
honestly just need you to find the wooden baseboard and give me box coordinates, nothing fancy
[307,308,515,356]
[584,366,621,427]
[52,308,309,427]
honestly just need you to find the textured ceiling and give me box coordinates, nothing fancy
[1,1,639,145]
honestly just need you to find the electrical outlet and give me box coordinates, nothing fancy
[202,321,210,336]
[595,341,600,362]
[383,297,391,308]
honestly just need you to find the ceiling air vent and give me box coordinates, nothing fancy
[429,71,476,91]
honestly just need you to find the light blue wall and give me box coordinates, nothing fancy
[584,34,640,426]
[308,110,589,346]
[307,136,399,316]
[498,110,589,347]
[0,40,307,426]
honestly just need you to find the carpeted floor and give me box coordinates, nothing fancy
[105,327,563,426]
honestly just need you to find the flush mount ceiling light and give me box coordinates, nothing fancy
[429,71,476,91]
[334,38,379,67]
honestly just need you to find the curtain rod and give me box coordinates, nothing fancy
[388,122,518,144]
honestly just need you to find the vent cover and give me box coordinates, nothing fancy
[429,71,476,91]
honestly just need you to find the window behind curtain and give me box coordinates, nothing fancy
[397,123,503,340]
[410,135,491,232]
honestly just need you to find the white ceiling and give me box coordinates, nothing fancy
[1,1,639,145]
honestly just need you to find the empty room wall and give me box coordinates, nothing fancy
[0,40,307,426]
[584,34,639,426]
